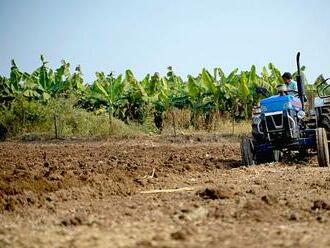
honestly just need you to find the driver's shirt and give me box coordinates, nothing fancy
[287,80,298,95]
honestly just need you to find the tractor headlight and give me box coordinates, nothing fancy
[297,110,305,119]
[252,116,262,125]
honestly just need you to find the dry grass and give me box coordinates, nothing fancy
[162,109,251,137]
[2,99,251,141]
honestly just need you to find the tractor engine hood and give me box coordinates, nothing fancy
[260,95,302,113]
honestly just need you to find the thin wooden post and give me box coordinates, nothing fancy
[54,114,58,139]
[171,111,176,136]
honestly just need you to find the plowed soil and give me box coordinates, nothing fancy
[1,134,330,247]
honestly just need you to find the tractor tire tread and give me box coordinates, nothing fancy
[241,137,254,166]
[316,127,329,167]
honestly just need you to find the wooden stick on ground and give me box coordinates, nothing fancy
[143,168,156,179]
[150,168,155,178]
[140,187,195,194]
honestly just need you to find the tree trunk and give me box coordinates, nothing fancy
[218,109,222,122]
[171,111,176,136]
[232,114,235,135]
[108,111,113,136]
[232,106,237,135]
[190,111,195,129]
[53,114,58,139]
[22,100,26,131]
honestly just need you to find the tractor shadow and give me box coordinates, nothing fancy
[216,159,242,169]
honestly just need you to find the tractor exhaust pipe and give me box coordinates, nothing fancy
[296,52,305,110]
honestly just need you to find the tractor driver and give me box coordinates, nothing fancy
[282,72,298,95]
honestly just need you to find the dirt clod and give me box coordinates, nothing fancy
[61,216,83,226]
[288,213,299,221]
[261,194,277,205]
[311,200,330,211]
[171,229,192,241]
[196,186,232,200]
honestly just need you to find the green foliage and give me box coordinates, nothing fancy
[0,55,318,137]
[0,96,141,139]
[0,96,49,136]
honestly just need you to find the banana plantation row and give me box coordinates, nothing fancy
[0,56,319,130]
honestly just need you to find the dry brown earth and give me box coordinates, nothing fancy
[0,134,330,247]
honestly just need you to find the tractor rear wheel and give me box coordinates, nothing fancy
[241,137,254,166]
[316,127,329,167]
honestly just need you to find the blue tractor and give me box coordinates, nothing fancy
[241,53,329,167]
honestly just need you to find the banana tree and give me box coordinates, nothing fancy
[200,68,220,128]
[51,60,71,95]
[159,68,190,133]
[201,68,243,124]
[21,72,41,99]
[69,65,85,93]
[213,67,250,133]
[28,55,54,101]
[140,72,164,129]
[268,63,284,91]
[90,72,126,129]
[9,60,24,96]
[121,70,148,124]
[0,76,13,109]
[186,75,205,127]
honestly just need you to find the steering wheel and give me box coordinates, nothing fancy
[287,90,307,102]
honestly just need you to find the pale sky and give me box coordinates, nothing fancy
[1,0,329,83]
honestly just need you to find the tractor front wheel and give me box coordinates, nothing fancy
[241,137,254,166]
[255,149,280,164]
[316,127,329,167]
